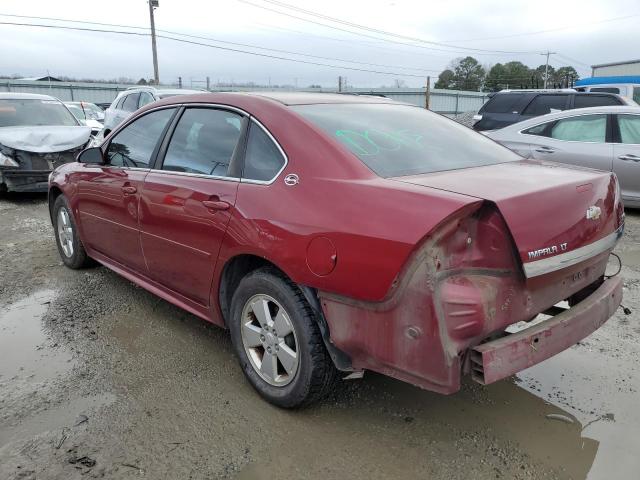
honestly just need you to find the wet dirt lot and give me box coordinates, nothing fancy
[0,194,638,480]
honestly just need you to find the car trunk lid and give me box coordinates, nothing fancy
[391,159,621,277]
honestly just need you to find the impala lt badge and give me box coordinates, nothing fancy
[528,242,568,260]
[586,205,601,220]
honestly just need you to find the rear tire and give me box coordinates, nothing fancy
[52,195,93,269]
[228,267,337,408]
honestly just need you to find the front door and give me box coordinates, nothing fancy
[76,107,176,272]
[139,107,246,305]
[613,114,640,203]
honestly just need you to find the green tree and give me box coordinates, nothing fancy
[484,61,534,91]
[434,69,456,89]
[452,56,485,91]
[435,57,485,91]
[553,66,580,87]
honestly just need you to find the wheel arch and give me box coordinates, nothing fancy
[48,185,64,222]
[217,253,352,371]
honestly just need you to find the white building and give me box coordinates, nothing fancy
[591,59,640,77]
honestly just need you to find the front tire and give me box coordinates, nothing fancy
[229,267,337,408]
[52,195,93,269]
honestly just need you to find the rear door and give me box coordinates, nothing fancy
[76,107,177,272]
[527,113,613,171]
[613,113,640,203]
[139,107,246,305]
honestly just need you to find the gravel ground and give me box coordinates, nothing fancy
[0,194,638,480]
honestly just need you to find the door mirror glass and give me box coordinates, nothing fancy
[77,147,105,164]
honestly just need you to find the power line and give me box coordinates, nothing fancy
[444,12,640,42]
[235,0,541,56]
[0,13,439,73]
[248,0,542,54]
[0,21,431,78]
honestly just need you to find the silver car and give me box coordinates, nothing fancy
[485,106,640,207]
[103,87,203,135]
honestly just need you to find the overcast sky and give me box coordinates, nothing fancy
[0,0,638,87]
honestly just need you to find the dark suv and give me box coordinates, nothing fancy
[473,90,632,131]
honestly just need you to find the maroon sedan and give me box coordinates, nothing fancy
[48,92,624,407]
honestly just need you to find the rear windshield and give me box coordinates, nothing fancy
[0,99,78,127]
[292,103,520,177]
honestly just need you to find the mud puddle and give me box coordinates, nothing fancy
[517,340,640,479]
[0,290,72,388]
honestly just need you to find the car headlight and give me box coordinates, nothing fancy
[0,150,19,167]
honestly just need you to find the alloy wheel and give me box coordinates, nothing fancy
[57,207,74,258]
[240,294,299,386]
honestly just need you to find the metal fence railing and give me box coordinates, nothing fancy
[0,80,488,114]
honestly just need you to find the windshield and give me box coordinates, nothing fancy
[292,103,520,177]
[66,104,86,121]
[0,99,79,127]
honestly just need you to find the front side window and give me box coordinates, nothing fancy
[481,94,525,114]
[122,93,140,112]
[618,115,640,144]
[242,122,286,181]
[292,103,520,177]
[633,87,640,105]
[0,99,78,127]
[162,108,243,177]
[550,115,606,143]
[523,95,568,115]
[106,108,175,168]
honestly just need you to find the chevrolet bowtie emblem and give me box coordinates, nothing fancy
[586,205,601,220]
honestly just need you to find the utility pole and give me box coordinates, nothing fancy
[148,0,160,85]
[541,51,556,89]
[425,76,430,109]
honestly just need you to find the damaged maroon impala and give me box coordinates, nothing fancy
[48,93,624,407]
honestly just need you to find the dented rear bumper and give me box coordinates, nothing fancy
[470,276,622,385]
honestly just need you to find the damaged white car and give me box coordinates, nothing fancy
[0,93,93,193]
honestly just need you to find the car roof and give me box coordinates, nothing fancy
[244,91,398,105]
[499,105,640,131]
[0,92,58,101]
[149,91,399,106]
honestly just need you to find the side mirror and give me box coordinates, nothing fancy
[77,147,105,164]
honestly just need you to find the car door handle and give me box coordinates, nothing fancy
[535,146,556,154]
[618,154,640,162]
[202,200,231,211]
[121,185,137,195]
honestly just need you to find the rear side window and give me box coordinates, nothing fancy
[522,123,550,136]
[618,115,640,144]
[574,95,621,108]
[138,91,155,108]
[523,95,568,115]
[481,94,524,113]
[292,103,520,177]
[242,122,286,181]
[634,87,640,104]
[122,93,140,112]
[106,108,175,168]
[550,115,606,143]
[590,87,620,94]
[162,108,243,177]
